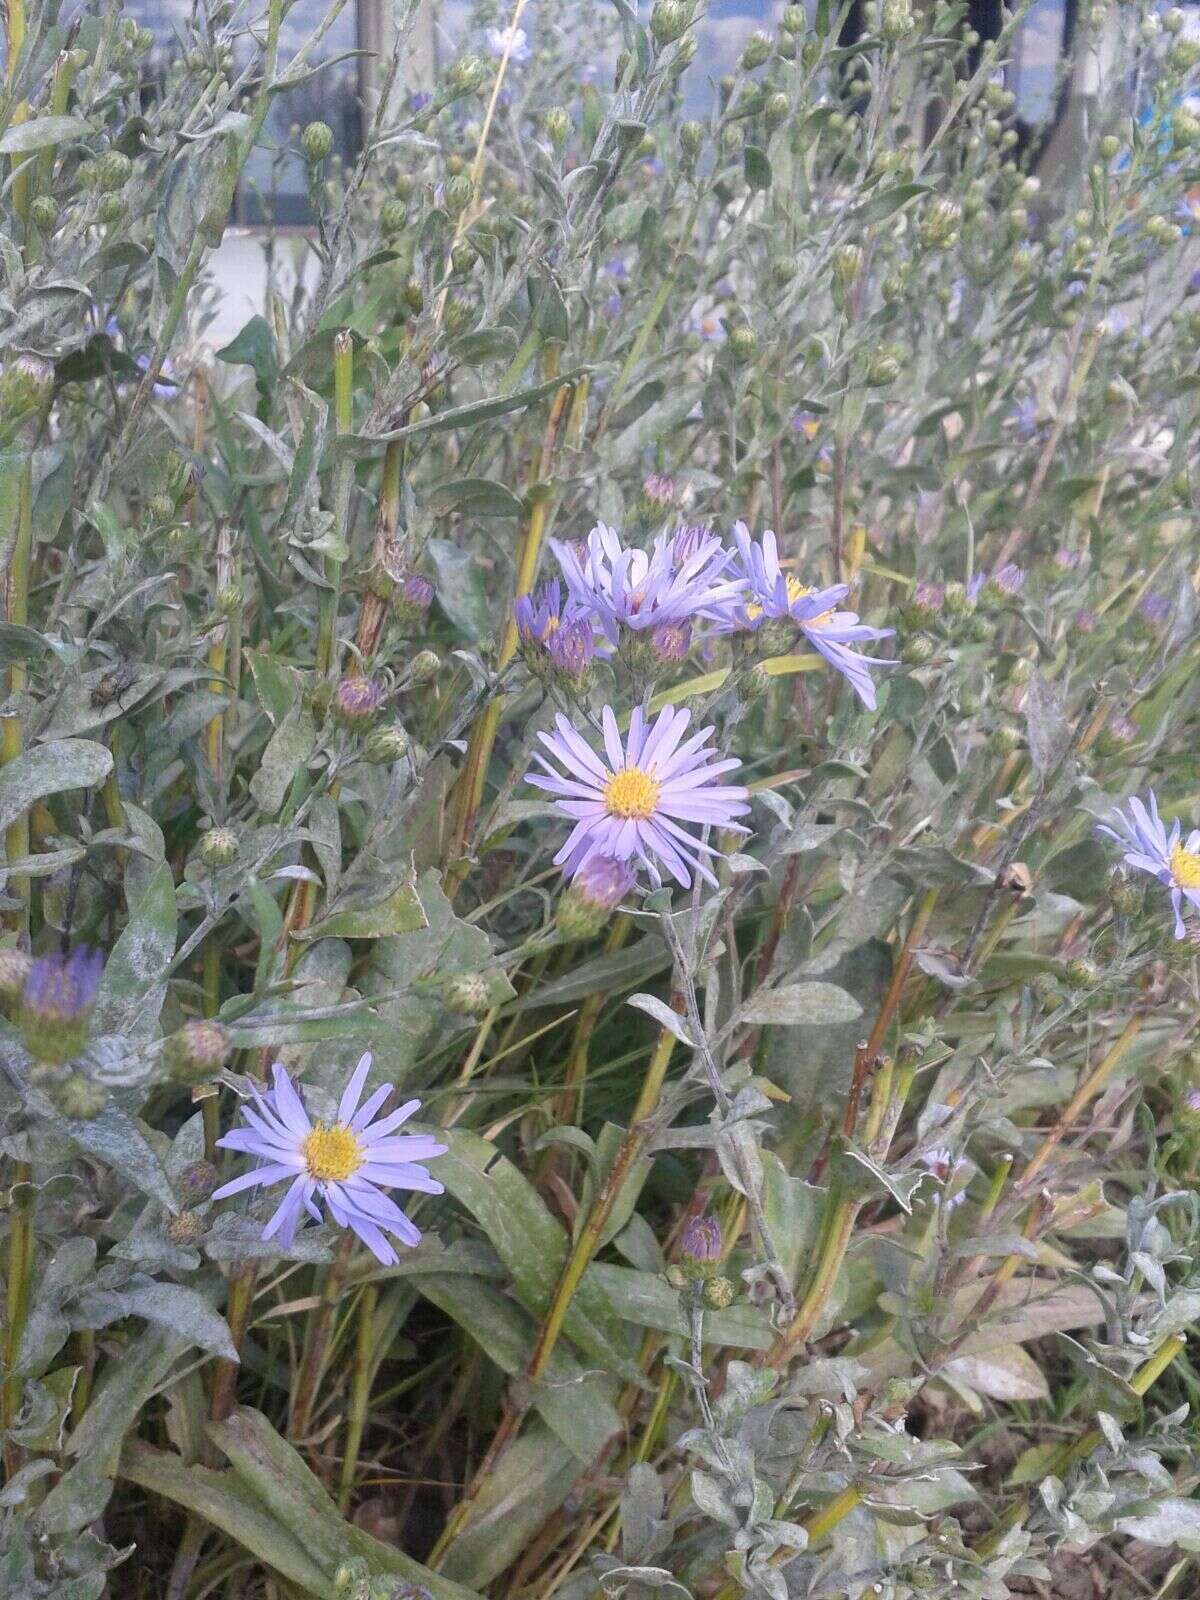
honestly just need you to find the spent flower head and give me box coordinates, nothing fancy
[21,947,104,1065]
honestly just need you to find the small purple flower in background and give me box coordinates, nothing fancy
[641,156,663,177]
[602,257,628,282]
[21,947,104,1065]
[918,1146,969,1209]
[1072,607,1098,634]
[212,1054,446,1264]
[402,573,434,610]
[1053,548,1084,572]
[1098,790,1200,938]
[1188,267,1200,296]
[714,277,734,300]
[967,563,1025,603]
[549,523,740,648]
[527,704,750,888]
[791,411,820,440]
[1008,396,1038,442]
[1139,591,1171,628]
[911,580,945,616]
[485,24,531,63]
[407,91,431,113]
[642,472,676,509]
[515,578,572,645]
[686,311,726,344]
[600,291,622,318]
[1065,279,1086,299]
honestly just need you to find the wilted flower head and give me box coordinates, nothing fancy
[212,1054,447,1264]
[401,573,434,610]
[910,581,945,616]
[549,523,740,648]
[21,947,104,1065]
[1097,790,1200,938]
[527,704,750,888]
[485,24,531,63]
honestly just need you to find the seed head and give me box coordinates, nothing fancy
[166,1209,206,1246]
[165,1019,231,1085]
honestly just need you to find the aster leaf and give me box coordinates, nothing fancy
[0,737,112,835]
[627,992,696,1045]
[437,1421,579,1587]
[735,981,862,1027]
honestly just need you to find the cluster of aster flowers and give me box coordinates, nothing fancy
[517,519,895,708]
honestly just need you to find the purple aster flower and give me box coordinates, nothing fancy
[686,311,726,344]
[21,947,104,1065]
[402,573,434,609]
[714,277,735,299]
[212,1054,447,1265]
[671,526,710,566]
[1053,548,1084,571]
[515,579,572,645]
[911,581,945,615]
[485,24,531,63]
[1008,396,1038,442]
[641,157,663,177]
[407,91,431,113]
[603,257,629,281]
[1139,591,1171,627]
[1188,267,1200,296]
[549,523,740,648]
[333,676,384,725]
[1097,790,1200,939]
[600,291,622,318]
[1072,607,1098,634]
[1065,279,1085,298]
[527,704,750,888]
[713,524,895,710]
[967,564,1025,603]
[791,411,820,440]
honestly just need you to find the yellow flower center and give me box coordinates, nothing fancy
[786,577,834,626]
[604,765,661,821]
[1170,844,1200,891]
[302,1124,364,1182]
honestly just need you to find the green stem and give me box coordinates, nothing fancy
[290,1231,355,1445]
[3,460,32,931]
[1,1161,33,1467]
[337,1283,376,1514]
[316,331,354,678]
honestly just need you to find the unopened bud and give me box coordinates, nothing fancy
[48,1072,107,1120]
[166,1209,206,1246]
[918,197,961,250]
[832,243,862,288]
[409,650,440,684]
[729,326,757,361]
[442,971,493,1017]
[740,29,772,69]
[680,121,704,159]
[650,0,688,45]
[177,1158,220,1203]
[302,121,334,163]
[90,150,133,193]
[447,55,485,94]
[362,724,409,765]
[543,106,570,148]
[165,1019,231,1084]
[29,195,58,232]
[199,826,239,869]
[444,174,473,214]
[380,198,407,235]
[679,1214,722,1278]
[700,1275,736,1309]
[1065,956,1100,989]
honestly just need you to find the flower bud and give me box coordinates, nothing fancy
[447,54,486,93]
[917,196,961,250]
[740,29,772,68]
[901,634,935,666]
[442,971,493,1018]
[29,195,58,232]
[650,0,689,45]
[0,949,32,1013]
[679,1214,722,1278]
[199,826,239,869]
[781,3,807,30]
[543,106,570,147]
[177,1158,220,1204]
[557,856,636,941]
[942,580,969,616]
[700,1275,736,1309]
[729,326,757,361]
[443,295,473,334]
[403,279,424,314]
[166,1209,206,1246]
[302,121,334,163]
[1065,956,1100,989]
[333,676,385,729]
[672,33,698,70]
[89,150,133,193]
[881,0,914,40]
[363,725,410,766]
[97,193,124,226]
[47,1072,107,1120]
[764,91,790,131]
[409,649,441,684]
[831,243,862,288]
[444,174,473,214]
[165,1019,231,1085]
[990,722,1021,755]
[1,354,55,419]
[1178,1086,1200,1131]
[380,198,407,235]
[680,121,704,159]
[867,352,900,385]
